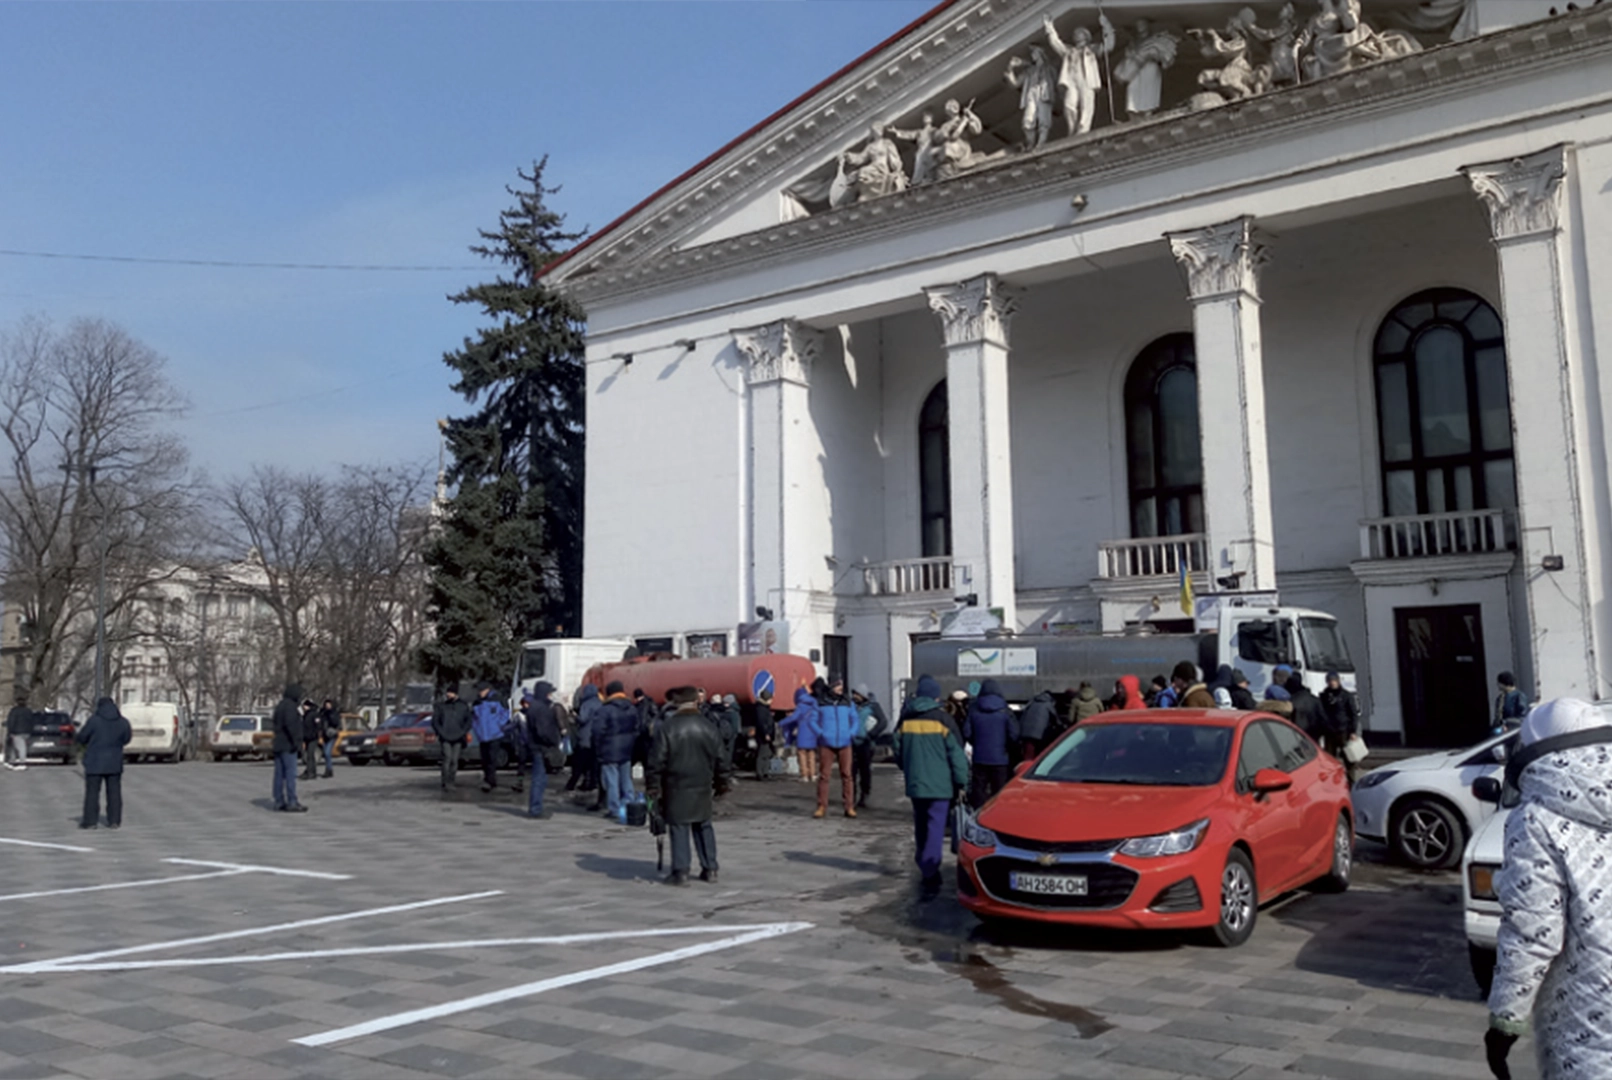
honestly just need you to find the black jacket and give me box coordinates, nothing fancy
[300,705,320,744]
[1318,686,1361,737]
[594,695,641,765]
[318,706,340,740]
[76,698,131,775]
[752,701,776,742]
[648,705,732,825]
[271,692,303,754]
[524,684,562,749]
[6,703,31,737]
[1019,692,1058,742]
[1287,678,1324,738]
[1230,685,1259,711]
[432,697,473,744]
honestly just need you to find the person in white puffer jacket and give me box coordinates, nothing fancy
[1484,697,1612,1080]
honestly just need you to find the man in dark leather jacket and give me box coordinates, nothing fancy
[647,686,732,886]
[431,685,473,790]
[270,684,307,812]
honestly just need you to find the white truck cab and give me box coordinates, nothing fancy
[512,638,633,709]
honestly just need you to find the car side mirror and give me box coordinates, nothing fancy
[1014,760,1033,777]
[1472,776,1503,804]
[1251,768,1292,794]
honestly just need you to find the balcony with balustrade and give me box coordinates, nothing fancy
[1352,508,1517,584]
[856,556,955,598]
[1096,533,1208,581]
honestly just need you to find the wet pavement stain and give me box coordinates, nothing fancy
[934,947,1113,1038]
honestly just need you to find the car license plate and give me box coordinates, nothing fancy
[32,739,58,749]
[1009,871,1088,896]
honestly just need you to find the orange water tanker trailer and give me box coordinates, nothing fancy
[581,654,815,709]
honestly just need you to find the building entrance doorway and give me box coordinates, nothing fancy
[1394,605,1488,747]
[823,635,850,688]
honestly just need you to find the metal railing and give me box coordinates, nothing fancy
[1097,533,1208,579]
[859,556,955,596]
[1359,508,1513,559]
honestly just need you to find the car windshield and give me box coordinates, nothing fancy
[1299,618,1354,673]
[1031,722,1234,787]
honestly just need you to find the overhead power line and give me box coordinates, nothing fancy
[0,248,481,272]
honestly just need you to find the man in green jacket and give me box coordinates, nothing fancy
[895,674,970,898]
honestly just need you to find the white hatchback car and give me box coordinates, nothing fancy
[1462,802,1507,996]
[1351,729,1517,869]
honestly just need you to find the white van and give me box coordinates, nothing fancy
[121,702,193,763]
[512,638,633,708]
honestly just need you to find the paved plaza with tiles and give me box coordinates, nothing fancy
[0,759,1530,1079]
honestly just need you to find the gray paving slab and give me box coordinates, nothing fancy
[0,760,1535,1080]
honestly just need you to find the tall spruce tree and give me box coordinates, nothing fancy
[422,160,586,687]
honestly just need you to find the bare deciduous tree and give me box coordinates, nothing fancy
[0,316,194,710]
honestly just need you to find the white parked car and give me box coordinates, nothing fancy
[1350,729,1517,869]
[1462,801,1507,996]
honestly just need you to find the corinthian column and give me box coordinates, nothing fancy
[1463,144,1603,700]
[924,273,1019,627]
[734,318,822,627]
[1166,216,1277,591]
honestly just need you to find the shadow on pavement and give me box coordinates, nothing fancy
[574,851,661,883]
[1281,879,1481,1001]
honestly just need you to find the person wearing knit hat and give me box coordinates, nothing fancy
[1484,697,1612,1080]
[1493,671,1532,733]
[894,674,969,899]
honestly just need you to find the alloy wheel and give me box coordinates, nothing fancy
[1401,808,1451,864]
[1333,818,1353,881]
[1221,861,1254,934]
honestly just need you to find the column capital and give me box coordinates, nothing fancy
[733,319,820,387]
[1167,216,1266,302]
[925,273,1018,349]
[1463,144,1568,243]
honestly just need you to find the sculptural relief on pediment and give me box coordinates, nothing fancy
[782,0,1473,220]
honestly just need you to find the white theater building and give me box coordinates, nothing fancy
[548,0,1612,747]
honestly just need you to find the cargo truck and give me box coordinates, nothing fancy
[912,601,1356,705]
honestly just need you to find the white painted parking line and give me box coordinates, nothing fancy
[0,889,504,974]
[0,869,248,904]
[294,921,814,1047]
[163,858,352,881]
[27,922,820,972]
[0,837,95,853]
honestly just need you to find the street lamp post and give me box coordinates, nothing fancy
[90,465,108,704]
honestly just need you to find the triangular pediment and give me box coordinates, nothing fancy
[544,0,1491,287]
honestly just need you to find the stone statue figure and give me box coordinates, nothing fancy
[1188,8,1273,106]
[1004,44,1057,149]
[930,98,1005,181]
[890,112,939,186]
[1043,14,1113,137]
[1246,3,1304,86]
[838,122,908,204]
[1108,16,1180,119]
[1301,0,1421,80]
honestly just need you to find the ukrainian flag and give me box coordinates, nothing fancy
[1179,560,1194,615]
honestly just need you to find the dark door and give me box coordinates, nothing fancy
[823,635,850,687]
[1395,605,1488,748]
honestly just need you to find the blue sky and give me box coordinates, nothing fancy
[0,1,934,480]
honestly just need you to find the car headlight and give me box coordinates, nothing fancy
[1120,819,1210,858]
[1355,769,1398,790]
[960,818,998,849]
[1468,863,1501,901]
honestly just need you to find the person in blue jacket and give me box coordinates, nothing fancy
[594,681,642,819]
[814,677,859,819]
[787,684,820,788]
[964,679,1019,809]
[471,685,510,793]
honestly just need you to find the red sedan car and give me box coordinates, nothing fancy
[957,709,1353,946]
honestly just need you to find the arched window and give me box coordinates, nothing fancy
[1125,334,1202,538]
[919,380,951,557]
[1374,289,1514,517]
